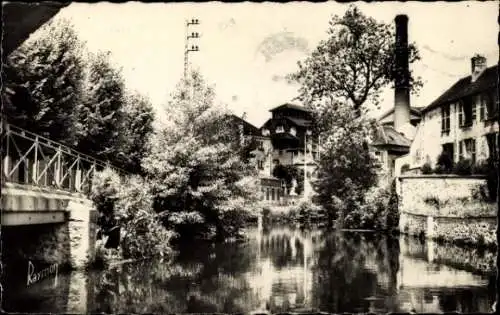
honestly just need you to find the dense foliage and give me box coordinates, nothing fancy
[91,168,173,260]
[4,19,155,174]
[290,5,421,114]
[4,18,85,144]
[143,71,259,242]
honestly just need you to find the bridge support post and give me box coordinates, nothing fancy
[67,199,98,269]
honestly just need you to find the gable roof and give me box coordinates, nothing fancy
[423,65,497,113]
[225,114,262,137]
[371,125,411,149]
[269,103,312,113]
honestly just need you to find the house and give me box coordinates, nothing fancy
[225,114,285,205]
[259,103,319,198]
[395,55,499,175]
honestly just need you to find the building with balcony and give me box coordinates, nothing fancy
[226,114,285,206]
[395,55,499,174]
[260,103,318,198]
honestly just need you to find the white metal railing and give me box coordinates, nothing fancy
[1,119,127,196]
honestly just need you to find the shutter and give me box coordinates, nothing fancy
[458,103,463,127]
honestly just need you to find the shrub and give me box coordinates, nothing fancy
[436,151,453,173]
[290,200,325,224]
[453,158,473,175]
[344,185,391,230]
[401,164,410,174]
[116,176,174,259]
[472,158,498,202]
[421,162,433,174]
[91,170,174,260]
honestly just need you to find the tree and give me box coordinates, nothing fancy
[143,71,259,241]
[4,18,86,144]
[290,5,421,115]
[75,51,127,165]
[117,91,155,174]
[312,104,380,228]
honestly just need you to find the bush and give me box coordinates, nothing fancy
[91,169,174,260]
[421,162,433,174]
[453,158,473,175]
[401,164,410,174]
[344,185,392,230]
[472,158,498,202]
[436,151,453,173]
[116,176,174,259]
[290,200,325,224]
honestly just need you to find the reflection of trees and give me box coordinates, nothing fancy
[310,232,386,313]
[89,239,260,313]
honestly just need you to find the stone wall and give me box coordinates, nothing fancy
[1,196,98,275]
[397,175,497,248]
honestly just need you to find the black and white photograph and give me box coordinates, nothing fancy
[1,1,499,314]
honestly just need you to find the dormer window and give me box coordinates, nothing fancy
[276,125,284,133]
[261,128,270,136]
[290,127,297,136]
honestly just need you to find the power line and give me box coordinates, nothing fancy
[184,18,200,79]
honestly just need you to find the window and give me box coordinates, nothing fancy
[441,104,450,134]
[271,188,275,201]
[459,98,474,128]
[257,140,264,150]
[266,188,270,200]
[459,138,476,163]
[257,160,264,170]
[485,91,499,120]
[290,127,297,136]
[486,133,498,160]
[276,125,284,133]
[479,95,486,121]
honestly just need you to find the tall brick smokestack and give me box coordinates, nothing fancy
[393,14,411,134]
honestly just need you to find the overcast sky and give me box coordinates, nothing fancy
[56,1,498,127]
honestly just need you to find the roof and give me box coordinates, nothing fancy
[371,125,411,148]
[423,65,498,113]
[225,114,261,137]
[377,106,423,122]
[3,2,70,57]
[285,117,313,127]
[269,103,312,113]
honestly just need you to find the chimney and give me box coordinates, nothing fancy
[393,14,411,135]
[471,55,487,82]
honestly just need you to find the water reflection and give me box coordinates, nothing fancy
[2,225,496,313]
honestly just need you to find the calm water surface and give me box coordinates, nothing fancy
[2,225,496,313]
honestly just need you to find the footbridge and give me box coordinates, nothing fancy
[1,120,125,269]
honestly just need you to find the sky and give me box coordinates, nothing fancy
[54,1,498,128]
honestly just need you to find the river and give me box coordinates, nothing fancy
[2,225,496,313]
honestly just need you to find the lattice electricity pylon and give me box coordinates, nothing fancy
[1,120,127,196]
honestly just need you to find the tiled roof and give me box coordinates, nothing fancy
[423,65,497,113]
[269,103,312,113]
[371,125,411,148]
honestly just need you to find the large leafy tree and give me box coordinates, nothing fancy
[291,5,421,114]
[288,6,418,228]
[117,91,155,174]
[75,51,127,165]
[4,18,86,144]
[143,71,259,241]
